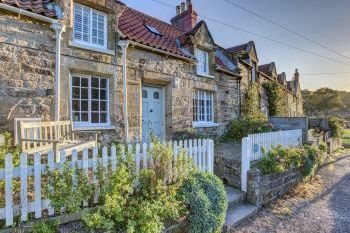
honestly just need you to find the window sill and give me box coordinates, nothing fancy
[73,125,116,131]
[68,41,115,56]
[197,73,215,79]
[193,122,219,128]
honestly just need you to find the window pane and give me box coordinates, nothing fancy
[73,4,82,40]
[72,77,80,86]
[100,113,107,123]
[100,89,107,100]
[72,88,80,98]
[91,77,99,88]
[142,90,148,98]
[100,79,107,88]
[91,113,99,123]
[100,101,107,111]
[72,100,80,111]
[81,112,89,122]
[81,101,88,111]
[91,88,99,99]
[73,112,80,122]
[91,101,99,111]
[82,6,90,42]
[81,88,88,99]
[153,92,159,100]
[81,78,88,87]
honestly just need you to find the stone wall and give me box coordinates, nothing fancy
[247,167,302,207]
[269,117,308,142]
[0,13,56,133]
[214,142,242,188]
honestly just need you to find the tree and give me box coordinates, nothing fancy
[302,88,344,117]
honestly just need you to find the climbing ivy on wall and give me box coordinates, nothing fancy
[262,82,289,117]
[242,83,260,117]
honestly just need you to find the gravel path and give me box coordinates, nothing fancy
[232,151,350,233]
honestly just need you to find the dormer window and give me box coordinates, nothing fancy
[145,24,162,36]
[73,3,107,49]
[196,48,209,75]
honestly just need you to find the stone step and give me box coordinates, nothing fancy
[223,203,258,233]
[225,186,246,209]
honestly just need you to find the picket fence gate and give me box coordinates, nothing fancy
[0,138,214,227]
[241,129,303,192]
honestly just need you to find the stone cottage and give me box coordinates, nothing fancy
[0,0,303,145]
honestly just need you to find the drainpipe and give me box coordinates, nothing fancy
[118,40,130,143]
[51,23,65,121]
[0,3,65,122]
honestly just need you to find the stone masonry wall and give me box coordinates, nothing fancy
[0,13,56,134]
[214,142,242,188]
[247,167,302,207]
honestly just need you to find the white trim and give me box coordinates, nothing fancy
[68,41,115,55]
[73,125,116,131]
[197,73,215,79]
[193,122,219,128]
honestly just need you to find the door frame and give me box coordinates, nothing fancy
[141,85,166,141]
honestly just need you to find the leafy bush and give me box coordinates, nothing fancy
[83,140,194,233]
[178,171,227,233]
[318,141,327,153]
[255,145,324,178]
[45,163,95,214]
[33,220,59,233]
[223,113,272,141]
[0,131,21,168]
[329,116,345,139]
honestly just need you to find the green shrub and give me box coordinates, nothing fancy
[318,141,327,153]
[0,131,21,168]
[45,163,95,214]
[262,82,289,117]
[223,113,272,141]
[178,171,227,233]
[254,145,324,178]
[83,140,194,233]
[33,220,59,233]
[329,116,345,139]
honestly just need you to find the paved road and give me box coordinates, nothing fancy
[233,151,350,233]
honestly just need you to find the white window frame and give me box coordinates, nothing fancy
[70,74,110,129]
[73,3,108,50]
[196,48,209,76]
[193,90,215,127]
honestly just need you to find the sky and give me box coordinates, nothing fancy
[121,0,350,92]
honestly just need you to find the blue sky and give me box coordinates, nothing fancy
[122,0,350,91]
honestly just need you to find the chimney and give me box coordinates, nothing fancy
[294,68,300,82]
[171,1,198,32]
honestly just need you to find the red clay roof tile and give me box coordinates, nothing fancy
[0,0,57,18]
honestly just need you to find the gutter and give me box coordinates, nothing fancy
[0,3,65,121]
[216,67,242,79]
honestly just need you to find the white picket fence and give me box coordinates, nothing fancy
[0,139,214,227]
[241,129,302,192]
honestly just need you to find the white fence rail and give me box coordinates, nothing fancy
[0,139,214,227]
[241,130,302,192]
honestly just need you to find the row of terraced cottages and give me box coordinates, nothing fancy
[0,0,303,144]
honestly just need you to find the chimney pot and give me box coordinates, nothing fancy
[181,2,186,12]
[176,5,180,15]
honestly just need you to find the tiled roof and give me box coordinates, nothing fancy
[259,63,272,76]
[227,43,248,54]
[0,0,57,18]
[118,6,193,59]
[215,48,237,74]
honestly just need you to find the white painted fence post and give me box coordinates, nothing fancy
[111,145,117,172]
[47,151,55,216]
[241,137,251,192]
[20,153,28,222]
[34,152,42,219]
[5,154,13,227]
